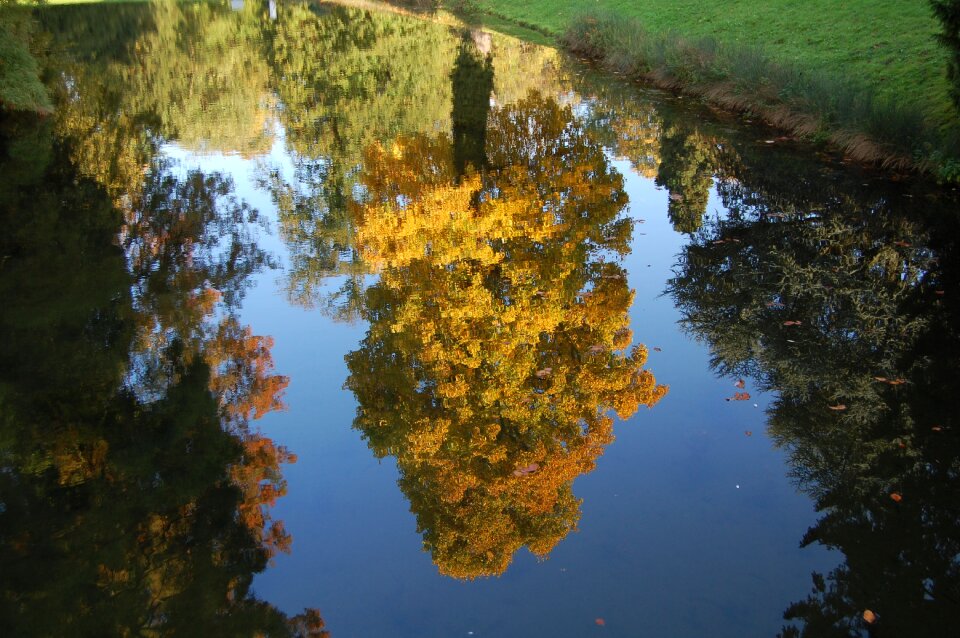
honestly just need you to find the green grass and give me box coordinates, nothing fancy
[468,0,954,131]
[41,0,195,4]
[459,0,960,178]
[42,0,148,4]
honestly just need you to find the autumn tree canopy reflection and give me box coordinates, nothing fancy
[0,110,322,635]
[345,90,666,579]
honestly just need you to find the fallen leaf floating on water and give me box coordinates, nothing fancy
[828,404,847,411]
[783,320,802,326]
[595,618,606,627]
[890,492,903,503]
[873,376,907,385]
[535,368,553,379]
[512,463,540,477]
[735,379,746,389]
[863,610,877,624]
[726,392,751,402]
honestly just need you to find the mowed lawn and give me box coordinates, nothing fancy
[474,0,954,128]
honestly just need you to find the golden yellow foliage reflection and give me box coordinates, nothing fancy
[346,92,667,578]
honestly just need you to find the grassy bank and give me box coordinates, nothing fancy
[463,0,960,178]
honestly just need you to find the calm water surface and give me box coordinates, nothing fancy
[2,2,959,636]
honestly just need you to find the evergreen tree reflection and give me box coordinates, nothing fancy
[451,29,493,178]
[666,144,960,637]
[655,121,716,235]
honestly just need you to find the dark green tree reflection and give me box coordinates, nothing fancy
[344,91,666,579]
[0,114,324,636]
[574,78,717,234]
[666,143,960,637]
[451,29,493,178]
[655,120,716,235]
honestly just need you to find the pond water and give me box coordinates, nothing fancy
[2,2,959,637]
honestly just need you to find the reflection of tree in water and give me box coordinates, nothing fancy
[655,122,716,234]
[41,0,274,211]
[0,115,325,636]
[595,97,663,180]
[451,29,493,178]
[666,145,960,637]
[579,82,715,234]
[261,5,567,313]
[262,2,456,311]
[345,93,666,579]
